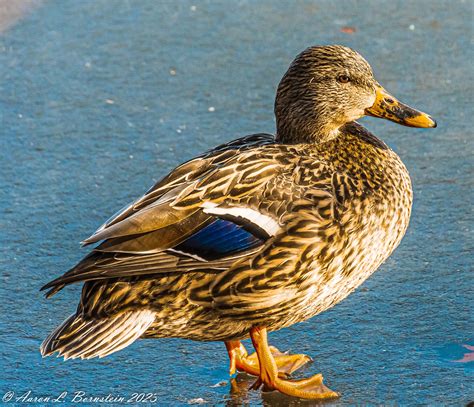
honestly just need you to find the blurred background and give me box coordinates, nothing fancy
[0,0,472,405]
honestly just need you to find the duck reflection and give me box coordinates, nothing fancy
[224,373,335,406]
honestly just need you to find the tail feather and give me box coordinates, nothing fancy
[40,310,156,360]
[66,314,133,359]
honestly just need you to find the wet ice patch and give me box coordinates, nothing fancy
[438,342,474,365]
[188,398,207,404]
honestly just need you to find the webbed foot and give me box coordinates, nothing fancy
[248,327,339,400]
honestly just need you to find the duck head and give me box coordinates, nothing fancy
[275,45,436,143]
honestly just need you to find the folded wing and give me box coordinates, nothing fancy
[41,134,283,296]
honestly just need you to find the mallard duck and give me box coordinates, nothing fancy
[40,45,436,399]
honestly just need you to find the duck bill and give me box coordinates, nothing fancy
[365,84,437,128]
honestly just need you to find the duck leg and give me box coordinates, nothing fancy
[248,326,339,399]
[225,340,311,378]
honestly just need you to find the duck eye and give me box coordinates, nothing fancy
[337,74,351,83]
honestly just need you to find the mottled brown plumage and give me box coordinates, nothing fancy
[41,45,436,399]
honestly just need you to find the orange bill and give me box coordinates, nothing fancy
[365,84,437,128]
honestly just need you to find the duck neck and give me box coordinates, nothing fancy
[275,118,342,144]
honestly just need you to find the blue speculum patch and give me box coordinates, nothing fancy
[175,219,263,259]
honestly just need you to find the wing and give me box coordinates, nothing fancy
[42,218,267,295]
[41,133,288,296]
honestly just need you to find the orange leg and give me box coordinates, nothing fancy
[248,326,339,399]
[225,340,311,378]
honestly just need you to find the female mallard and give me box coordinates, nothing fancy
[41,45,436,399]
